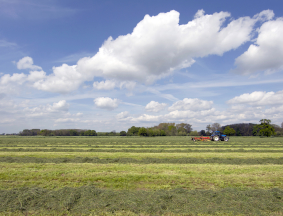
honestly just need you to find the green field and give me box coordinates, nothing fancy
[0,136,283,215]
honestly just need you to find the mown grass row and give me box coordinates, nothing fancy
[1,136,283,215]
[1,156,283,165]
[1,151,283,159]
[2,145,283,149]
[1,163,283,190]
[1,186,283,215]
[1,148,283,153]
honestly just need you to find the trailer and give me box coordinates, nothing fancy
[191,131,229,142]
[191,136,211,142]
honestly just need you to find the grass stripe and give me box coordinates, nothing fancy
[1,163,283,190]
[1,186,283,215]
[1,156,283,164]
[1,151,283,159]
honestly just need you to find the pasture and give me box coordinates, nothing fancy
[0,136,283,215]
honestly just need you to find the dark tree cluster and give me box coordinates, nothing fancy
[20,129,97,136]
[19,129,40,136]
[253,119,275,137]
[127,123,192,137]
[220,123,257,136]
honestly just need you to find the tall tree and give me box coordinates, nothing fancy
[223,126,236,136]
[206,124,212,135]
[260,119,271,124]
[253,119,275,137]
[211,123,221,132]
[138,127,147,136]
[176,123,192,134]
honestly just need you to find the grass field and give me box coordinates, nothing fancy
[0,136,283,215]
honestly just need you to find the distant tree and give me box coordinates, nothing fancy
[176,123,192,134]
[90,130,97,136]
[138,127,148,136]
[223,126,236,136]
[189,131,199,136]
[199,130,206,136]
[206,125,212,135]
[178,131,187,136]
[120,131,127,136]
[281,122,283,129]
[167,125,177,136]
[109,130,116,136]
[84,130,97,136]
[236,128,242,136]
[253,119,275,137]
[211,123,222,132]
[260,119,271,124]
[69,130,78,136]
[127,126,140,136]
[160,130,166,136]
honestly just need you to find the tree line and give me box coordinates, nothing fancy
[19,120,283,137]
[20,129,97,136]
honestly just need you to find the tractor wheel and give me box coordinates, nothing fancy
[224,137,229,141]
[213,135,219,141]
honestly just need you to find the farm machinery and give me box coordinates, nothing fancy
[191,131,229,142]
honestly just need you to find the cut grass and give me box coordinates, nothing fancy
[1,151,283,159]
[1,163,283,190]
[1,136,283,215]
[1,186,283,215]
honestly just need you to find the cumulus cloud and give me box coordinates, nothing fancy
[24,100,70,117]
[1,10,276,95]
[76,10,259,84]
[20,9,264,93]
[116,111,129,119]
[27,71,46,82]
[0,73,26,85]
[33,64,82,93]
[145,101,167,112]
[233,16,283,75]
[227,90,283,106]
[94,97,119,110]
[17,56,42,70]
[93,80,116,90]
[55,118,80,123]
[168,98,213,111]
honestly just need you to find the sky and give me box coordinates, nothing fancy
[1,0,283,133]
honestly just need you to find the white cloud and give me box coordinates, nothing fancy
[17,56,42,70]
[94,97,119,110]
[33,64,83,93]
[27,71,46,82]
[93,80,116,90]
[0,73,26,85]
[145,101,167,112]
[24,100,69,117]
[4,10,268,94]
[116,111,129,119]
[233,17,283,75]
[55,118,80,123]
[76,10,258,85]
[168,98,213,111]
[132,114,162,122]
[0,39,17,48]
[227,90,283,106]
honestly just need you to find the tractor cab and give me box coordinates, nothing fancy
[211,131,229,141]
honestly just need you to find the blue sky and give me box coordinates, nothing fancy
[1,0,283,133]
